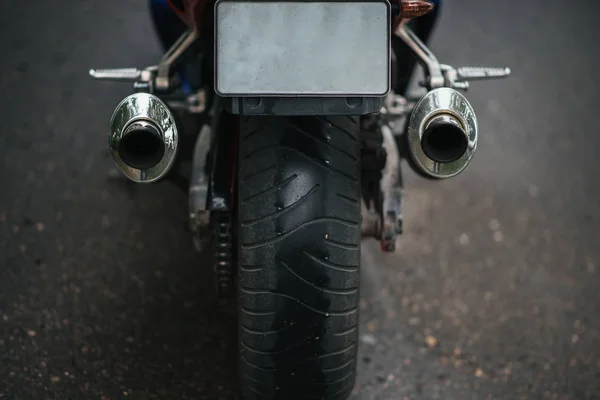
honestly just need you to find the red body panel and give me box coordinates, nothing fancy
[168,0,209,28]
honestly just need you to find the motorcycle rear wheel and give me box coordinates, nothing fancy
[237,115,361,399]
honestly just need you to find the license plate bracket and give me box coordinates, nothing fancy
[214,0,391,97]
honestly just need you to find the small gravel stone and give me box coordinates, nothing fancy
[360,334,378,346]
[493,231,504,243]
[489,219,500,230]
[459,233,470,246]
[367,320,377,333]
[425,335,438,348]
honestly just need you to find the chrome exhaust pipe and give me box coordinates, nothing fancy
[407,88,478,179]
[109,93,178,183]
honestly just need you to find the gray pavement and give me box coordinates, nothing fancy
[1,0,600,399]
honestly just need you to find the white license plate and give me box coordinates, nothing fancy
[214,0,391,97]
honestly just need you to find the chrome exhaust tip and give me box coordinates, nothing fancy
[109,93,178,183]
[407,88,478,179]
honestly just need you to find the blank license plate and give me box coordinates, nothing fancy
[215,0,391,97]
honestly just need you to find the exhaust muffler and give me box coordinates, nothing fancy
[407,88,478,179]
[109,93,178,183]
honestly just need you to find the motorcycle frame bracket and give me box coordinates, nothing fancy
[395,24,511,91]
[360,116,404,252]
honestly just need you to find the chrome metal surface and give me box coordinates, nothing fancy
[189,125,211,252]
[440,64,511,90]
[396,25,511,91]
[379,91,424,135]
[156,30,198,91]
[360,119,403,250]
[109,93,178,183]
[395,24,445,89]
[407,87,478,179]
[165,90,207,114]
[215,0,390,96]
[89,68,142,81]
[161,30,198,65]
[381,91,423,118]
[457,66,512,81]
[89,30,197,93]
[89,67,155,83]
[382,93,413,116]
[380,123,403,250]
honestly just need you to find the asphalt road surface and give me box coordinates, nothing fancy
[2,1,600,399]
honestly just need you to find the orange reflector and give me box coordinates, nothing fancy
[398,0,435,19]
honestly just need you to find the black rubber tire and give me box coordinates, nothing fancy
[237,115,361,400]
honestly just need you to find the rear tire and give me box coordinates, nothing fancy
[237,116,361,400]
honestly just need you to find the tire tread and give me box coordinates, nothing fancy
[238,116,360,400]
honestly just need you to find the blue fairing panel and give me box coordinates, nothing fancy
[149,0,193,94]
[149,0,187,49]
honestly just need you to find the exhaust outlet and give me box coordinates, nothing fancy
[407,88,478,179]
[109,93,178,183]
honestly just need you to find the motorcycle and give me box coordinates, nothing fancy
[90,0,510,398]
